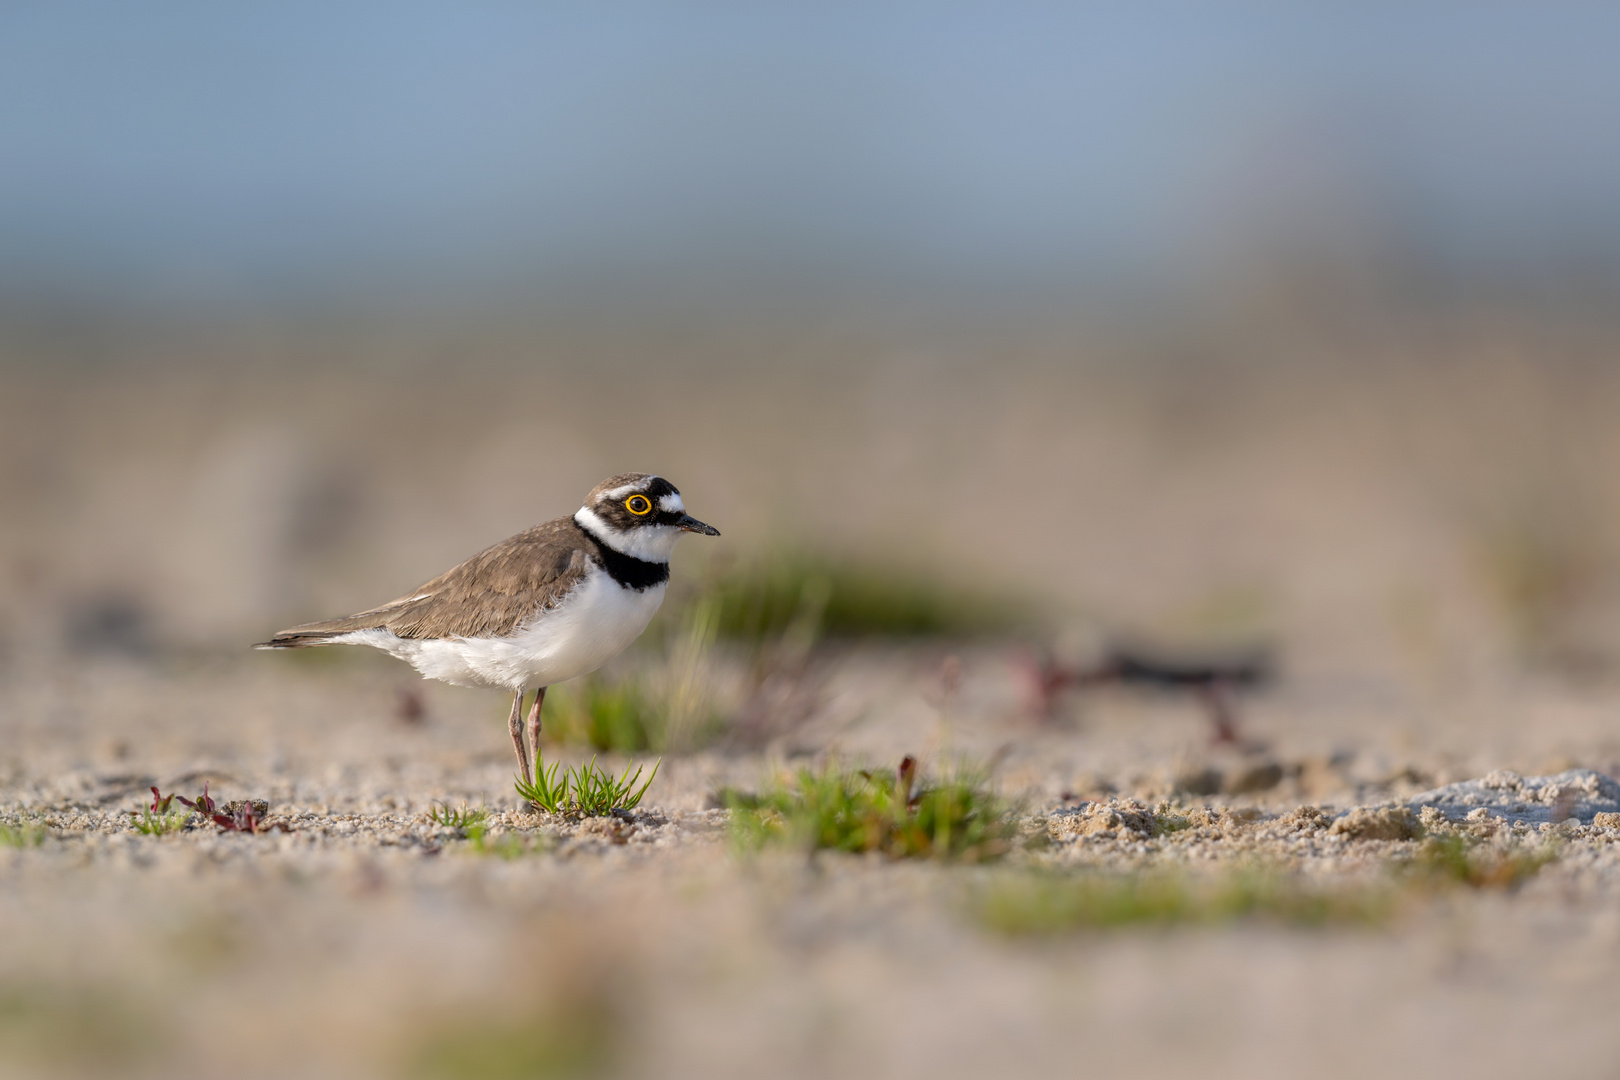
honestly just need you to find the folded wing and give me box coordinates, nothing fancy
[254,519,593,647]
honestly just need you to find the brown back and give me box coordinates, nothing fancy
[261,516,594,644]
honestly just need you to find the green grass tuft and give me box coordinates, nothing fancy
[514,751,660,817]
[977,868,1396,934]
[728,759,1015,861]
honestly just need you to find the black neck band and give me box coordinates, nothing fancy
[580,527,670,591]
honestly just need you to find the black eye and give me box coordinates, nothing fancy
[625,495,652,516]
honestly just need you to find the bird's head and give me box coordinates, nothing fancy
[574,473,719,562]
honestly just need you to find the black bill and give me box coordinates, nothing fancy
[676,513,721,536]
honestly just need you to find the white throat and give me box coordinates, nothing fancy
[574,507,681,563]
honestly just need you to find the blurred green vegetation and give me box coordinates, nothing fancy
[687,550,1031,643]
[976,868,1395,933]
[408,995,615,1080]
[462,822,553,859]
[0,821,46,848]
[0,983,168,1072]
[1407,833,1559,889]
[727,759,1015,861]
[977,834,1561,935]
[544,677,667,753]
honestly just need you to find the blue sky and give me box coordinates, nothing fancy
[3,4,1618,309]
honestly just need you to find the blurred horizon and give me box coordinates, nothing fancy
[7,3,1620,690]
[3,4,1619,324]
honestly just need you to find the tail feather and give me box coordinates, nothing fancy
[254,613,389,650]
[253,633,344,649]
[256,590,432,650]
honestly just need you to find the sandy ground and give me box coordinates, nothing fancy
[6,319,1620,1078]
[5,643,1620,1080]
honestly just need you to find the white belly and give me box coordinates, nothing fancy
[336,568,666,692]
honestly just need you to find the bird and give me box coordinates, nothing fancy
[255,473,720,780]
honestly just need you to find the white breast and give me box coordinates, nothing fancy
[336,566,666,692]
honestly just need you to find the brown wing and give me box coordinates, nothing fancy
[256,517,595,646]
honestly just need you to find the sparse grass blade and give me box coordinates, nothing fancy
[427,802,489,833]
[618,758,660,810]
[514,754,572,814]
[128,808,188,836]
[659,594,722,753]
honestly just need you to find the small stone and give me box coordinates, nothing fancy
[1329,806,1420,841]
[1183,807,1227,829]
[1278,806,1332,832]
[1068,799,1156,836]
[1418,806,1450,831]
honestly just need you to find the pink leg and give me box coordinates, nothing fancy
[508,689,531,780]
[526,686,547,775]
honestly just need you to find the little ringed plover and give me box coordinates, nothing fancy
[255,473,720,779]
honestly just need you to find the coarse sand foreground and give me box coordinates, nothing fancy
[6,753,1620,1080]
[5,631,1620,1080]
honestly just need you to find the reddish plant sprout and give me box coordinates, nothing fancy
[174,783,218,816]
[897,755,920,810]
[147,783,286,833]
[128,786,182,826]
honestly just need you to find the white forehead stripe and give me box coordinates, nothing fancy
[659,494,684,513]
[600,476,668,502]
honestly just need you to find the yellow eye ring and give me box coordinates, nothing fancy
[625,495,652,516]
